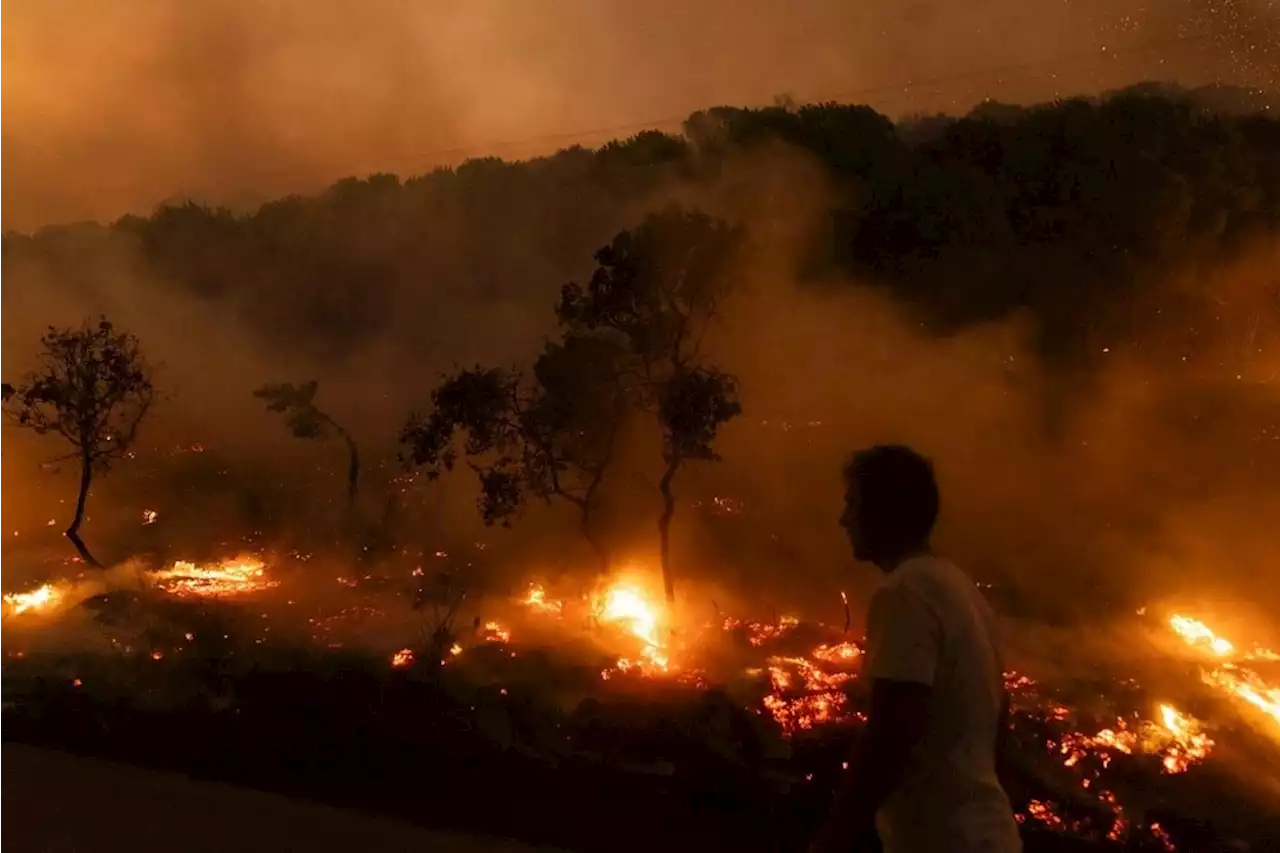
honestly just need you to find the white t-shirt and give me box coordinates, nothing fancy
[862,555,1022,853]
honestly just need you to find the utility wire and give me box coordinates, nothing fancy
[410,26,1262,163]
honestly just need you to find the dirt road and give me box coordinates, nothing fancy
[2,743,566,853]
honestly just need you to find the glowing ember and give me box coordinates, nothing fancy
[1149,822,1176,852]
[1017,799,1069,831]
[1052,703,1212,776]
[2,583,62,616]
[743,615,800,647]
[762,691,849,733]
[812,642,861,664]
[391,648,414,667]
[759,653,856,734]
[142,509,158,525]
[153,557,276,597]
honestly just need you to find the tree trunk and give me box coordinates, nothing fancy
[581,505,611,576]
[658,459,679,604]
[342,433,360,505]
[66,454,102,568]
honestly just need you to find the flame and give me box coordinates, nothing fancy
[153,557,276,597]
[1052,702,1212,777]
[1155,703,1214,774]
[596,581,668,672]
[1168,614,1280,732]
[391,648,413,667]
[812,642,861,664]
[483,621,510,644]
[759,650,858,734]
[1169,615,1235,656]
[2,583,62,616]
[523,583,564,615]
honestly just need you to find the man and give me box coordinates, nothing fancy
[811,445,1020,853]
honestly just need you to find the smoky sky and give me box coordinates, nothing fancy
[3,0,1276,231]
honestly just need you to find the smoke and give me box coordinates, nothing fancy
[3,3,1279,652]
[4,0,1274,230]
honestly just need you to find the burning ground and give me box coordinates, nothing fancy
[4,551,1280,852]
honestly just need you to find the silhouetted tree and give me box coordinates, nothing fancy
[401,334,630,572]
[559,207,744,601]
[254,380,360,507]
[8,318,154,566]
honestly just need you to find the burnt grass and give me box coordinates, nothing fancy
[5,639,1278,853]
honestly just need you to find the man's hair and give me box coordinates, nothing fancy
[843,444,939,545]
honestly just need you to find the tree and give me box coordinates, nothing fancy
[558,207,744,601]
[400,334,629,573]
[8,318,154,566]
[253,380,360,507]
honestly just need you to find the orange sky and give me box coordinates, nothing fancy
[2,0,1272,230]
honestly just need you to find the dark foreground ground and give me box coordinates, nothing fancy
[2,744,563,853]
[1,664,1207,853]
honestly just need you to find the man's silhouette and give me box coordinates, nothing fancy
[811,445,1020,853]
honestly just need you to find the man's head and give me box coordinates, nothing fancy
[840,444,939,570]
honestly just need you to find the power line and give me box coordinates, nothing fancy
[413,26,1264,164]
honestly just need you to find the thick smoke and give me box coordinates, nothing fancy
[4,0,1275,229]
[3,4,1278,650]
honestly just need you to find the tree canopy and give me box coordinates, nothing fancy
[7,318,155,565]
[4,84,1275,374]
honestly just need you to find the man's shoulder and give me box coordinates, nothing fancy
[894,555,965,588]
[893,556,984,614]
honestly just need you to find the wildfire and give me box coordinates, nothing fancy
[1168,614,1280,731]
[758,651,859,734]
[391,648,413,667]
[152,557,277,597]
[2,583,62,616]
[812,642,861,664]
[1155,703,1214,774]
[1051,702,1212,777]
[595,581,669,673]
[483,621,511,644]
[730,615,800,647]
[523,583,564,615]
[1169,615,1236,656]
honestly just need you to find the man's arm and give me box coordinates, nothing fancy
[810,679,932,852]
[810,585,938,853]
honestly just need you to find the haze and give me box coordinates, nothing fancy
[5,0,1275,231]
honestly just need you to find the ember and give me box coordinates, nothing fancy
[391,648,413,667]
[2,583,62,616]
[152,557,277,597]
[758,651,859,734]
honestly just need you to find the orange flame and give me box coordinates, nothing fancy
[153,557,276,597]
[1168,614,1280,732]
[2,583,62,616]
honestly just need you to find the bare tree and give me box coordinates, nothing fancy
[8,318,155,567]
